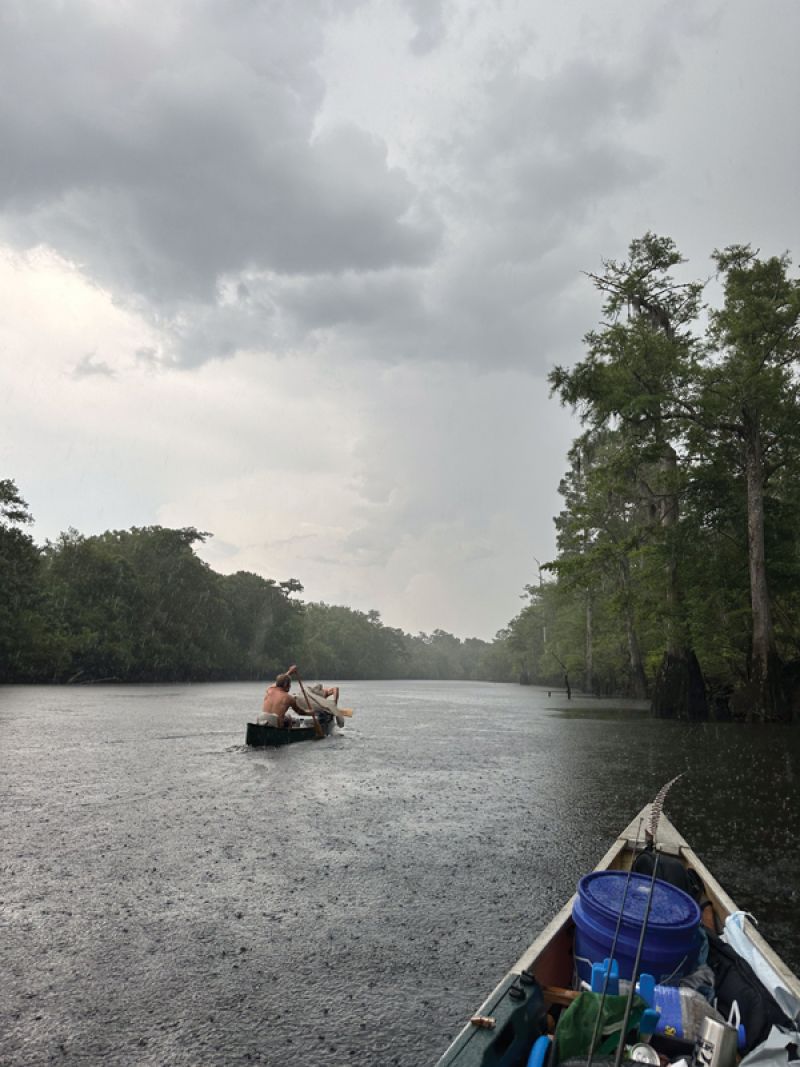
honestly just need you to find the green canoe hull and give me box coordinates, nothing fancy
[245,721,332,746]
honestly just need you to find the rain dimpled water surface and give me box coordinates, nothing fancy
[2,681,798,1066]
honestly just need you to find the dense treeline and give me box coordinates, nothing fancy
[0,484,509,684]
[501,236,800,722]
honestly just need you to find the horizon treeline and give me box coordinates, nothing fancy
[501,235,800,723]
[0,490,511,685]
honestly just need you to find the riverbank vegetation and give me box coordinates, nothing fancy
[0,492,509,684]
[503,236,800,722]
[3,235,799,720]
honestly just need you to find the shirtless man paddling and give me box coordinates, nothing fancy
[262,664,314,728]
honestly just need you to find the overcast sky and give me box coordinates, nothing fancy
[3,1,799,640]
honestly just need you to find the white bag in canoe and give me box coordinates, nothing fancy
[295,684,353,726]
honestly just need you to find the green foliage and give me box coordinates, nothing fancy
[535,237,800,716]
[299,604,502,680]
[0,490,512,684]
[38,526,229,681]
[0,480,44,681]
[218,570,304,679]
[301,603,404,678]
[550,232,703,438]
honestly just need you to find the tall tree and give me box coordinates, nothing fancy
[219,570,303,678]
[551,446,595,693]
[549,233,707,719]
[41,525,231,681]
[551,433,651,698]
[0,479,42,680]
[41,528,142,680]
[692,246,800,720]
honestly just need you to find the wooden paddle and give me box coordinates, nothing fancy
[294,670,324,739]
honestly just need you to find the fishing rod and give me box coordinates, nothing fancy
[586,818,645,1067]
[612,850,661,1067]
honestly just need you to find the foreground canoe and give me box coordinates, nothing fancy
[245,720,334,746]
[436,803,800,1066]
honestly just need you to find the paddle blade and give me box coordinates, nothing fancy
[336,707,354,718]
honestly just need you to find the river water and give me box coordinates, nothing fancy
[2,681,798,1067]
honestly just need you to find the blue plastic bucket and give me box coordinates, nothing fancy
[572,871,701,985]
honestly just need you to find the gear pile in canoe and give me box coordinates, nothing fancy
[436,784,800,1067]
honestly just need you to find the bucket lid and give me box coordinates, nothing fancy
[578,871,701,931]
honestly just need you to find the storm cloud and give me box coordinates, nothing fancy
[2,0,694,370]
[3,0,799,637]
[0,3,438,319]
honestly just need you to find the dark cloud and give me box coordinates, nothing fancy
[0,1,439,310]
[72,353,115,379]
[278,268,425,336]
[401,0,447,54]
[0,1,726,373]
[135,347,161,367]
[253,38,671,371]
[7,1,799,638]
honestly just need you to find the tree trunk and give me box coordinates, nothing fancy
[746,424,771,672]
[625,616,648,699]
[742,418,789,721]
[649,443,708,718]
[658,444,688,656]
[652,649,708,720]
[584,589,593,693]
[619,557,648,698]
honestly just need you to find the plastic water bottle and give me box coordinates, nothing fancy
[651,986,732,1044]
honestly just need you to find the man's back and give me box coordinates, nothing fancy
[263,684,294,725]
